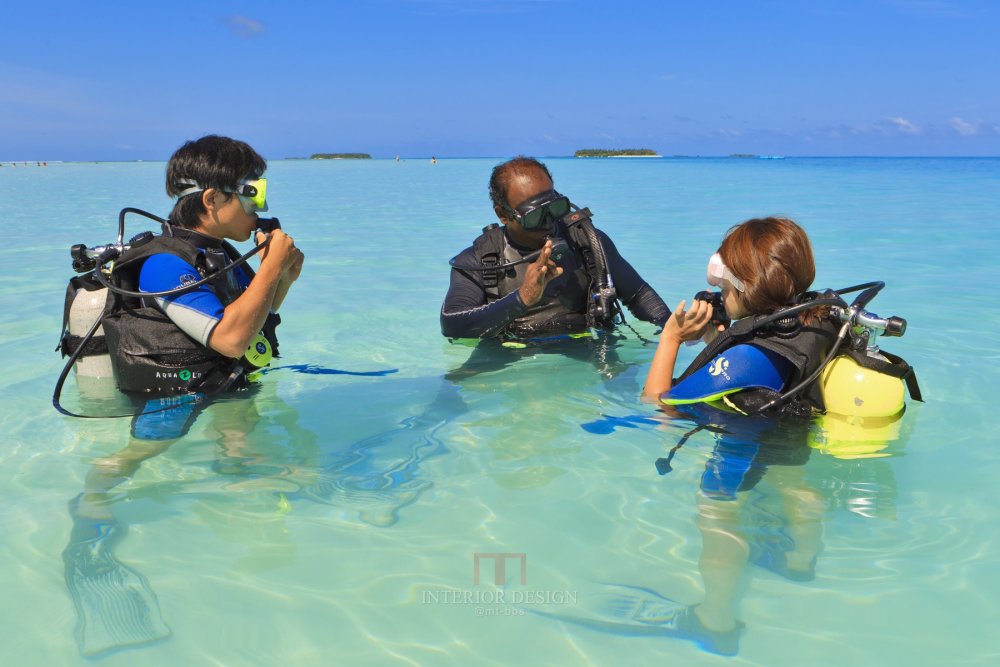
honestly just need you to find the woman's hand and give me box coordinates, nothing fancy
[643,299,714,400]
[663,298,714,344]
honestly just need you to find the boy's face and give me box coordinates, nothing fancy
[202,190,258,242]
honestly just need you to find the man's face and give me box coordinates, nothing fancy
[500,168,555,246]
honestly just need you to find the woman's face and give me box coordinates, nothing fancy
[720,278,749,320]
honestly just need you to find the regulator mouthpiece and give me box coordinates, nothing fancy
[256,217,281,233]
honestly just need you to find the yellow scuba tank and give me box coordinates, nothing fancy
[812,353,906,459]
[820,353,905,418]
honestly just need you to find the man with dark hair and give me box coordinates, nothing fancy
[441,156,669,341]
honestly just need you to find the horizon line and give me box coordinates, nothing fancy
[3,154,999,164]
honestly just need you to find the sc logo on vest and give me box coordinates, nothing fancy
[708,356,731,382]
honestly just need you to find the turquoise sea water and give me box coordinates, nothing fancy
[1,157,998,665]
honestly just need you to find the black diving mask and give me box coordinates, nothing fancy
[508,190,571,230]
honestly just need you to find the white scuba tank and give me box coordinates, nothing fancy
[68,285,113,378]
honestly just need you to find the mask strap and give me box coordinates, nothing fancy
[174,178,204,200]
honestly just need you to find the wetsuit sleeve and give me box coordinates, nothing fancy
[597,230,670,326]
[440,246,528,339]
[661,344,794,406]
[139,253,223,346]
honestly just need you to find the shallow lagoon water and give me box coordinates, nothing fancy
[1,156,998,665]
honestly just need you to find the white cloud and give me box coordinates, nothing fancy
[886,116,921,134]
[223,15,266,38]
[949,117,979,136]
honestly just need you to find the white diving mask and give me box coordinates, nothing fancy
[707,252,746,293]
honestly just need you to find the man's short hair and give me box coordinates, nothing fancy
[488,156,553,215]
[166,135,266,228]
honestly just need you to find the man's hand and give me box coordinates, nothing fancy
[518,240,564,306]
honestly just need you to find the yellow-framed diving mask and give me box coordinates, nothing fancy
[229,178,268,213]
[174,177,268,212]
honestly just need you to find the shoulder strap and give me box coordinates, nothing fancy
[110,234,207,309]
[844,348,923,402]
[115,234,204,271]
[470,223,505,298]
[565,220,597,275]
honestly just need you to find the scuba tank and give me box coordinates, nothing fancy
[54,207,279,418]
[820,355,906,418]
[809,283,919,459]
[658,281,920,476]
[60,273,112,379]
[813,354,907,459]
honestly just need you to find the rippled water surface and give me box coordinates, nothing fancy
[1,157,997,665]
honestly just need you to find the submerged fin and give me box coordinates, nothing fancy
[533,583,744,656]
[593,583,686,625]
[63,518,170,657]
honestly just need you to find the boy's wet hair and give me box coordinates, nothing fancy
[166,135,266,228]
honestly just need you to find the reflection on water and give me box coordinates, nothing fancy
[60,374,453,656]
[539,401,909,656]
[5,157,992,665]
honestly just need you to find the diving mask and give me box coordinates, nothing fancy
[174,177,268,213]
[227,178,268,213]
[707,252,746,292]
[508,190,571,230]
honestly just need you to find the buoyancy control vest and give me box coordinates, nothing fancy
[677,311,842,416]
[468,219,617,337]
[676,298,921,418]
[101,228,279,396]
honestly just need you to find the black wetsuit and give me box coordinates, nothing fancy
[441,222,669,339]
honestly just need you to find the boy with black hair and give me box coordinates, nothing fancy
[63,135,304,657]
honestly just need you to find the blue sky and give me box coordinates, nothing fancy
[3,0,998,160]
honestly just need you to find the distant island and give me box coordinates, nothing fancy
[310,153,372,160]
[575,149,660,158]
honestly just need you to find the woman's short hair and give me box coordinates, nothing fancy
[719,217,816,315]
[165,135,266,228]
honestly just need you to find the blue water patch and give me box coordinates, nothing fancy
[2,157,998,666]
